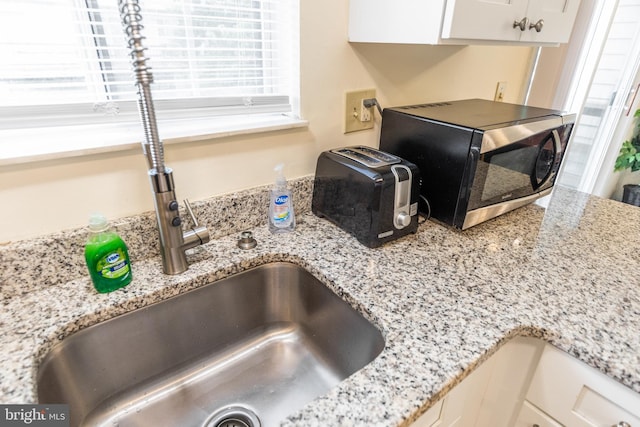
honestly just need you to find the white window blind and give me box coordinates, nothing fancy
[0,0,297,130]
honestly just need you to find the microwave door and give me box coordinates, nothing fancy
[468,121,564,212]
[531,129,562,190]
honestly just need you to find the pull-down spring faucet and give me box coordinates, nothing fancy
[119,0,209,274]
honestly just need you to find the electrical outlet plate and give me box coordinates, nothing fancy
[345,89,376,133]
[494,81,507,102]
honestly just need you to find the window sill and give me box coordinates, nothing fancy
[0,113,308,166]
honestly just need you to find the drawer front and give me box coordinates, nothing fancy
[526,345,640,427]
[515,400,563,427]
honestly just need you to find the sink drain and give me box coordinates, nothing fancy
[204,405,261,427]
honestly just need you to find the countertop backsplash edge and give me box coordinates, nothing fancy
[0,175,315,300]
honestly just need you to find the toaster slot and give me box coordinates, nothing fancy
[331,146,401,168]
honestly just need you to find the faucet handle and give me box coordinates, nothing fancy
[183,199,200,227]
[181,198,210,250]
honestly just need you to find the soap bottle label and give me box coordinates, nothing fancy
[273,194,291,223]
[96,248,131,279]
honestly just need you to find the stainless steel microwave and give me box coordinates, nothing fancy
[379,99,575,229]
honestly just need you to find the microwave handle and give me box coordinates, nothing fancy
[532,129,562,190]
[547,129,563,186]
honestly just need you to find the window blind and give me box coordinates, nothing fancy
[0,0,296,129]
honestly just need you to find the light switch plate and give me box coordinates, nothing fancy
[494,81,507,102]
[345,89,376,133]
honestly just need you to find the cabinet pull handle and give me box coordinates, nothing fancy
[529,19,544,32]
[513,17,528,31]
[613,422,631,427]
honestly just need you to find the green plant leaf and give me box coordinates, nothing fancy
[614,110,640,172]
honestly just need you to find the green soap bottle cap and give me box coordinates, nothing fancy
[88,213,109,232]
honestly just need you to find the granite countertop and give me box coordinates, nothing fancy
[1,182,640,426]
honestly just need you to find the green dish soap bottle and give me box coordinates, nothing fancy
[84,213,132,293]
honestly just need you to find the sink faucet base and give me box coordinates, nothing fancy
[150,170,189,275]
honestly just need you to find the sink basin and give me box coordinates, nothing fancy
[37,262,385,427]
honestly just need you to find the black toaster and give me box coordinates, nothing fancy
[312,146,421,248]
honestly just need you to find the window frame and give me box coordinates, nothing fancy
[0,0,303,166]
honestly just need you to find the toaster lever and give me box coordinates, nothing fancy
[391,165,414,229]
[394,166,410,182]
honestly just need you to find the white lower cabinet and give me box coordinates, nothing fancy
[411,338,640,427]
[515,401,563,427]
[412,337,545,427]
[415,357,490,427]
[412,397,446,427]
[519,344,640,427]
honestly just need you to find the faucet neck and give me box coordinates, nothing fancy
[120,0,209,275]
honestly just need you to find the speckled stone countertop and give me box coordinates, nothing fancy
[1,179,640,426]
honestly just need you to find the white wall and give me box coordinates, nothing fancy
[0,1,534,243]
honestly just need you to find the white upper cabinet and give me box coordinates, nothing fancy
[349,0,582,46]
[521,0,583,43]
[442,0,530,41]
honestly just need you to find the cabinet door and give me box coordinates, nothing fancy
[411,353,494,427]
[521,0,582,43]
[473,337,545,427]
[526,345,640,427]
[412,337,544,427]
[348,0,446,44]
[442,0,530,42]
[515,400,563,427]
[412,398,445,427]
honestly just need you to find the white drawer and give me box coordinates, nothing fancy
[515,400,563,427]
[526,345,640,427]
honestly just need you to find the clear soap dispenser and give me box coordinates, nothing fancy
[268,163,296,233]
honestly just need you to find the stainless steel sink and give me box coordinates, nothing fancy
[37,262,385,427]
